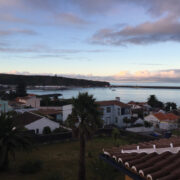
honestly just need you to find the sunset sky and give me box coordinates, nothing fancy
[0,0,180,83]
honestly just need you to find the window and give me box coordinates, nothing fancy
[115,117,118,123]
[106,107,111,113]
[121,108,125,115]
[36,129,39,134]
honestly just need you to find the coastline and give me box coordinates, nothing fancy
[110,85,180,90]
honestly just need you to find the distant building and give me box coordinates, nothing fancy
[33,109,63,122]
[62,104,73,122]
[0,98,12,114]
[14,112,59,134]
[38,104,72,122]
[144,112,179,130]
[97,97,131,127]
[128,101,151,118]
[15,94,41,108]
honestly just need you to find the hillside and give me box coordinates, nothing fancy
[0,74,110,87]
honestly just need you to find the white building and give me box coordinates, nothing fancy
[14,112,59,134]
[62,104,73,121]
[144,112,179,130]
[16,95,41,108]
[97,98,131,127]
[0,98,13,114]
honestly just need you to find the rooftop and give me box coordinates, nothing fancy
[97,100,130,108]
[14,112,42,127]
[102,137,180,180]
[153,112,179,121]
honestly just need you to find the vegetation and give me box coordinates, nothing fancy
[112,128,121,146]
[123,117,132,127]
[89,158,120,180]
[43,172,64,180]
[16,82,27,97]
[19,160,43,174]
[144,121,153,128]
[40,97,72,107]
[43,126,52,134]
[165,102,177,111]
[147,95,164,108]
[0,113,31,171]
[0,74,109,87]
[0,135,141,180]
[66,92,102,180]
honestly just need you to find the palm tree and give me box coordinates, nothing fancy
[0,112,31,171]
[66,92,102,180]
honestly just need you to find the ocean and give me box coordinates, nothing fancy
[28,82,180,106]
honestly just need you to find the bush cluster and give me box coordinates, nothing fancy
[19,160,43,174]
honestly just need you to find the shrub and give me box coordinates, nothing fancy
[90,159,119,180]
[87,152,93,158]
[53,127,68,134]
[19,160,43,174]
[43,126,51,134]
[43,172,63,180]
[112,128,120,141]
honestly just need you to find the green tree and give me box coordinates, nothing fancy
[147,95,164,108]
[16,82,27,97]
[43,126,51,134]
[0,113,31,171]
[165,102,177,112]
[123,117,131,127]
[66,92,102,180]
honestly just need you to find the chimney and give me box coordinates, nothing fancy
[116,97,120,101]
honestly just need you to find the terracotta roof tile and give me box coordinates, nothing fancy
[97,100,130,108]
[103,137,180,180]
[153,112,179,121]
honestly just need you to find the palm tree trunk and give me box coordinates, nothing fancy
[78,132,86,180]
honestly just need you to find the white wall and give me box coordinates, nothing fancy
[25,117,59,134]
[144,115,159,126]
[101,105,131,127]
[39,106,62,110]
[160,122,178,130]
[62,104,72,121]
[19,97,41,108]
[26,97,41,108]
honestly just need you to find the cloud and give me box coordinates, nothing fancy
[0,42,106,54]
[54,13,89,25]
[3,69,180,83]
[0,28,37,36]
[91,15,180,45]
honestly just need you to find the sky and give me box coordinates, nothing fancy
[0,0,180,83]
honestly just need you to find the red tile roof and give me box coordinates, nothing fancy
[153,112,179,121]
[103,137,180,180]
[97,100,130,108]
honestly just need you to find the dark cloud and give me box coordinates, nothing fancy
[0,29,38,36]
[54,13,90,25]
[91,16,180,45]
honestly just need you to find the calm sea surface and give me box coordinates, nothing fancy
[28,83,180,106]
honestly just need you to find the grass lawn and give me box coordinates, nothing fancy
[0,135,142,180]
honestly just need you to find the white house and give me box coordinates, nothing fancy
[14,112,59,134]
[62,104,73,121]
[97,98,131,127]
[0,98,13,114]
[144,112,179,130]
[16,94,41,108]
